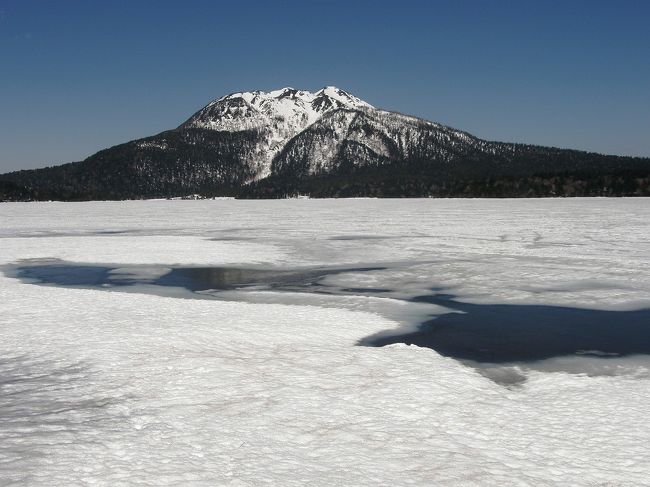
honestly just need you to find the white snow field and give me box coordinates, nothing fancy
[1,198,650,486]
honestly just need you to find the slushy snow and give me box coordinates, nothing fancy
[1,198,649,486]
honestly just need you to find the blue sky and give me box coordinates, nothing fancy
[1,0,649,172]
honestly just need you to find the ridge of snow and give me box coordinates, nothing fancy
[184,86,373,133]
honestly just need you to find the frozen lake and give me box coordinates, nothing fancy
[8,260,650,365]
[1,198,650,485]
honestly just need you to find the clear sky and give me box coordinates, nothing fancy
[1,0,649,172]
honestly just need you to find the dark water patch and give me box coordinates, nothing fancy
[6,260,650,369]
[340,287,391,294]
[6,260,386,295]
[360,292,650,363]
[14,263,115,287]
[161,266,386,292]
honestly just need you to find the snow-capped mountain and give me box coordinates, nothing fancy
[2,86,649,200]
[180,87,373,178]
[183,86,372,132]
[177,85,499,181]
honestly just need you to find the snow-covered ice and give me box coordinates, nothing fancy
[1,198,650,486]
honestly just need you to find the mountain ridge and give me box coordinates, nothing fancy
[178,86,375,180]
[2,86,649,200]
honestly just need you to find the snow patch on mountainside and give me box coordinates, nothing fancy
[271,106,492,176]
[181,86,371,139]
[137,140,168,150]
[180,87,373,179]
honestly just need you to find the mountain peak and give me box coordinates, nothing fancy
[315,86,371,108]
[179,86,374,179]
[182,86,372,134]
[214,86,371,109]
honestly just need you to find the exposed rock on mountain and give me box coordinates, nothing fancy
[2,86,649,200]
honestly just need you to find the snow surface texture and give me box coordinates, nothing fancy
[1,199,650,486]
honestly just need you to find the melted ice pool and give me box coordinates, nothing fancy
[7,259,650,365]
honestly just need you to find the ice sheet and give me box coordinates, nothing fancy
[1,199,650,485]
